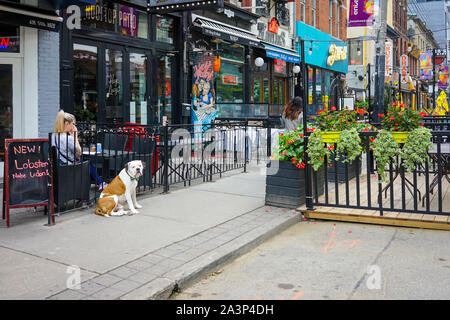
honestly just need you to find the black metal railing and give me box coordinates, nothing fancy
[307,130,450,216]
[48,121,274,215]
[423,116,450,134]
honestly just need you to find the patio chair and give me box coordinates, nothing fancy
[50,146,90,211]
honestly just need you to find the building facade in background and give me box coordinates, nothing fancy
[0,0,63,178]
[296,0,348,113]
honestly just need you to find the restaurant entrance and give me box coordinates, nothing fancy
[73,39,153,125]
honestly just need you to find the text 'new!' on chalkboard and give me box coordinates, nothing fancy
[5,139,50,207]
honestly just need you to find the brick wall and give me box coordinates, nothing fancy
[297,0,347,41]
[38,30,60,137]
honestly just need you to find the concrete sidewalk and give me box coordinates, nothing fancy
[0,164,302,300]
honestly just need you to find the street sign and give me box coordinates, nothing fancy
[400,54,408,84]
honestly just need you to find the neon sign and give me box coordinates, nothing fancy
[0,38,10,49]
[222,74,238,85]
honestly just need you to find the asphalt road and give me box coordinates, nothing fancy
[172,220,450,300]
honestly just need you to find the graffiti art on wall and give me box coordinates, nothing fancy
[192,55,217,125]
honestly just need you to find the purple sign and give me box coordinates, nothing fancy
[120,6,138,37]
[348,0,374,27]
[420,52,433,81]
[438,66,448,90]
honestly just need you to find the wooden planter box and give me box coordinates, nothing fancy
[327,157,362,182]
[265,160,324,209]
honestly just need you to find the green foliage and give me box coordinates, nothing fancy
[275,125,307,168]
[372,130,400,183]
[401,127,433,173]
[335,128,363,163]
[306,130,330,171]
[381,102,425,131]
[312,108,358,131]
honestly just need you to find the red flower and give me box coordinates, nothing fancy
[420,112,427,117]
[420,123,424,126]
[378,113,384,118]
[331,106,336,111]
[393,101,397,106]
[390,116,395,121]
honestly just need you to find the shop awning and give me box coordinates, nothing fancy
[192,14,261,48]
[261,42,300,64]
[0,1,63,32]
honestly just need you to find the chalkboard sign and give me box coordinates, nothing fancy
[2,139,51,227]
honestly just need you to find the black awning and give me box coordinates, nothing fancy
[0,1,63,32]
[192,15,261,48]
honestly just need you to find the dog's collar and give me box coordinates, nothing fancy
[126,170,140,181]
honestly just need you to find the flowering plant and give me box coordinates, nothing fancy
[312,106,359,131]
[354,99,369,119]
[380,102,425,131]
[272,124,313,169]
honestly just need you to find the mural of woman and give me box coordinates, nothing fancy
[192,79,216,124]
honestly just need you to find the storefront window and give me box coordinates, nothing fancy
[216,62,244,103]
[82,3,148,39]
[158,56,172,124]
[349,42,363,65]
[218,42,244,62]
[273,78,285,105]
[105,48,123,123]
[308,67,314,105]
[315,69,321,106]
[263,78,269,103]
[129,52,147,125]
[73,44,98,122]
[156,15,174,44]
[0,23,20,53]
[253,79,260,103]
[0,65,13,161]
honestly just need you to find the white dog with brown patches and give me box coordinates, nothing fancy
[95,160,144,217]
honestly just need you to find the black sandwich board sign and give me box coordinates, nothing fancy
[2,139,54,227]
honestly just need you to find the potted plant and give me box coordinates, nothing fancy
[372,103,432,182]
[265,125,324,208]
[308,107,371,182]
[379,101,425,143]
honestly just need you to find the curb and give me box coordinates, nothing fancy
[120,211,301,300]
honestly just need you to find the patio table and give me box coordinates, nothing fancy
[424,143,450,205]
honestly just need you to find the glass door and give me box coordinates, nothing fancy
[252,75,270,104]
[129,51,149,125]
[105,46,124,124]
[73,42,98,122]
[0,59,21,162]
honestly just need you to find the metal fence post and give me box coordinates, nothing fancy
[163,125,170,193]
[244,122,248,173]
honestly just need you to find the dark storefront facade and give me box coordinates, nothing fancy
[60,0,182,126]
[187,3,297,125]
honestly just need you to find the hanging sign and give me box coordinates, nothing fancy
[268,17,279,34]
[348,0,374,27]
[400,54,408,84]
